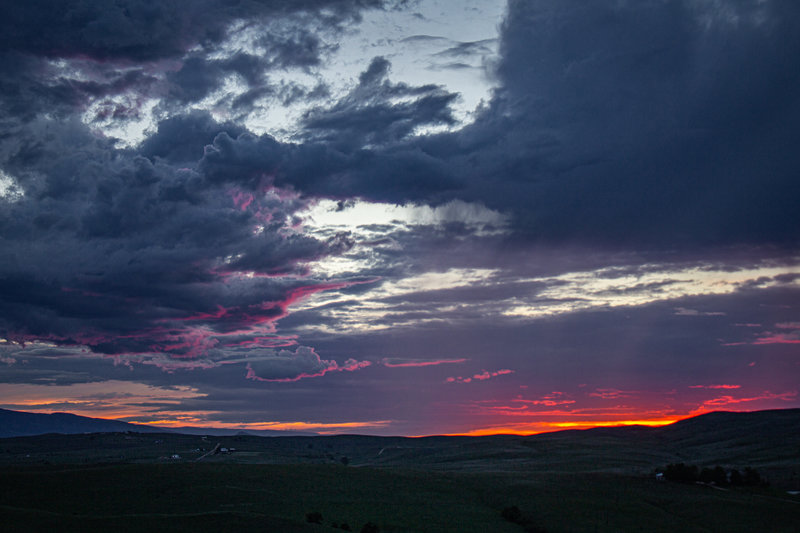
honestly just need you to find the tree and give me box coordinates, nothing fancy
[306,511,323,524]
[712,466,728,485]
[743,467,761,486]
[729,469,743,486]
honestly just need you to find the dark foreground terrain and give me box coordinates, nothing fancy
[1,409,799,532]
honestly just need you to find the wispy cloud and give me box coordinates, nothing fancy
[382,358,466,368]
[446,369,513,384]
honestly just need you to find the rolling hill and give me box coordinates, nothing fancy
[0,408,166,437]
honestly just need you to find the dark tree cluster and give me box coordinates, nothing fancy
[698,466,728,485]
[661,464,765,486]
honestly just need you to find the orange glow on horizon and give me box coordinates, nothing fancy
[3,380,795,437]
[135,418,393,433]
[443,416,686,437]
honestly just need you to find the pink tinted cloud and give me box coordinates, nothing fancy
[382,358,467,368]
[246,359,371,382]
[512,391,576,407]
[691,390,798,414]
[689,384,741,389]
[723,321,800,346]
[245,346,372,383]
[589,388,638,400]
[230,189,254,211]
[168,305,229,322]
[15,278,372,371]
[446,369,514,383]
[473,369,513,380]
[753,334,800,345]
[139,279,373,366]
[222,335,298,349]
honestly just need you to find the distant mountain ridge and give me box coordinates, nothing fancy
[0,408,315,438]
[0,408,167,438]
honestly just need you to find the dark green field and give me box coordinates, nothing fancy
[1,410,799,532]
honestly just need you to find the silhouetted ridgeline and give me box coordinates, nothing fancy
[0,408,165,437]
[1,408,798,479]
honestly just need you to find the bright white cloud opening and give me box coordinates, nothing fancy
[297,198,509,277]
[0,170,23,201]
[301,198,508,232]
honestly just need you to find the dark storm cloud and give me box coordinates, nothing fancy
[199,123,458,202]
[191,54,463,202]
[139,111,249,163]
[164,42,331,106]
[256,24,335,70]
[0,0,392,126]
[0,51,159,122]
[433,0,800,247]
[0,112,354,358]
[179,0,800,248]
[0,0,385,62]
[0,1,418,362]
[300,56,459,149]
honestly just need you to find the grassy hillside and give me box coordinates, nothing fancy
[1,409,799,532]
[1,463,798,533]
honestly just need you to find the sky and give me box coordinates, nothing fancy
[0,0,798,436]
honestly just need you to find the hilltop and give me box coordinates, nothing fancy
[0,408,165,437]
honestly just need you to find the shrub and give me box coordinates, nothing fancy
[502,505,523,524]
[305,511,323,524]
[360,522,379,533]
